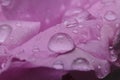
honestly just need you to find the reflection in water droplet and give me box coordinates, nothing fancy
[0,24,12,43]
[48,33,75,53]
[104,11,117,21]
[53,61,64,69]
[1,0,11,6]
[72,58,91,71]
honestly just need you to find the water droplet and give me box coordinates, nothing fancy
[32,47,40,53]
[48,33,75,53]
[1,63,5,69]
[63,19,78,28]
[97,37,101,40]
[72,58,91,71]
[0,24,12,43]
[104,11,117,21]
[98,65,101,69]
[95,63,110,79]
[110,50,118,62]
[72,30,78,34]
[16,22,22,27]
[78,25,83,28]
[1,0,11,6]
[116,23,119,28]
[53,61,64,69]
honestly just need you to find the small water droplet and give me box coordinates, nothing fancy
[1,63,5,69]
[1,0,11,6]
[16,22,22,27]
[97,37,101,40]
[98,65,101,69]
[110,50,118,62]
[32,47,40,53]
[72,30,78,34]
[72,58,91,71]
[104,11,117,21]
[0,24,12,43]
[95,64,109,79]
[48,33,75,53]
[78,25,83,28]
[63,19,78,28]
[53,61,64,69]
[116,23,119,28]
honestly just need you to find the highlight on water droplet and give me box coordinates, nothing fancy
[53,61,64,70]
[104,11,117,21]
[0,24,12,44]
[71,57,92,71]
[48,33,75,54]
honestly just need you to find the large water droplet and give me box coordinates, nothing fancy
[53,61,64,69]
[48,33,75,53]
[104,11,117,21]
[0,24,12,43]
[72,58,92,71]
[1,0,11,6]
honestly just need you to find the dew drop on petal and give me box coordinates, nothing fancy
[95,63,110,79]
[110,50,118,62]
[71,58,92,71]
[104,11,117,21]
[53,61,64,70]
[48,33,75,53]
[0,24,12,43]
[1,0,11,6]
[72,29,78,34]
[63,19,78,28]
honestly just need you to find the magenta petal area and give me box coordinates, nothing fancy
[0,0,120,80]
